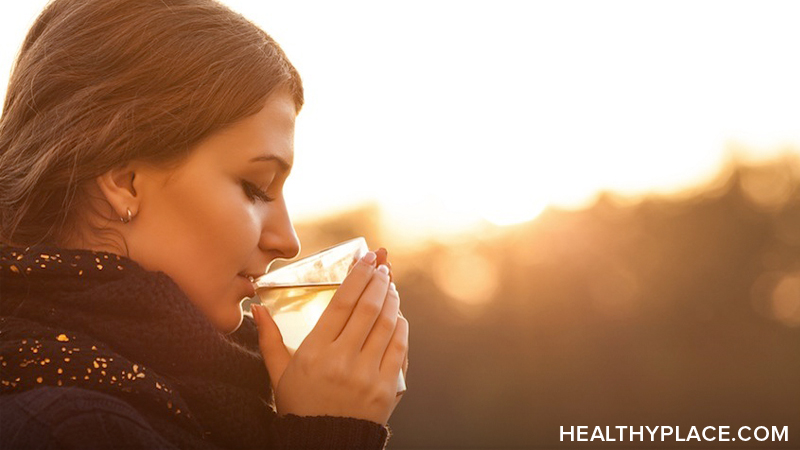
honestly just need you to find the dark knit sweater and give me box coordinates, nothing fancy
[0,244,390,449]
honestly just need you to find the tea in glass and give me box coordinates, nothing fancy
[252,237,406,393]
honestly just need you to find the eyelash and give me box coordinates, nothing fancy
[241,180,275,203]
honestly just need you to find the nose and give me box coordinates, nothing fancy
[258,197,301,265]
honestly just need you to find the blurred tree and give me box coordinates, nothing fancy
[293,158,800,449]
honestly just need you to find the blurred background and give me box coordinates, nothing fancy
[3,1,799,448]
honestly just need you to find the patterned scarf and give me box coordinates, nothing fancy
[0,243,275,449]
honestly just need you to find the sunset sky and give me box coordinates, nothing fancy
[3,1,799,238]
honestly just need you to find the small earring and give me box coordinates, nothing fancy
[120,208,133,224]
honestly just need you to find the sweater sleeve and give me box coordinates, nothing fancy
[233,317,391,449]
[270,414,390,450]
[0,387,183,450]
[2,387,390,450]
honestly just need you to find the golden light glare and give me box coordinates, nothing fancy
[222,1,800,236]
[3,1,800,236]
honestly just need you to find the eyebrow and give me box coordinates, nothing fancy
[249,155,292,172]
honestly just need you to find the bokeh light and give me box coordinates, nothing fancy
[432,247,499,315]
[739,156,799,212]
[771,272,800,327]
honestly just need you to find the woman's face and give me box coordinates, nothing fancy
[123,92,301,333]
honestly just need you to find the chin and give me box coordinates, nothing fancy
[215,307,244,335]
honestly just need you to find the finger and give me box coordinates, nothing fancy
[308,252,377,344]
[335,264,391,349]
[402,353,408,381]
[397,308,408,400]
[375,248,393,282]
[361,282,400,363]
[401,337,409,379]
[253,305,292,391]
[375,248,388,267]
[375,247,394,281]
[380,314,408,381]
[397,308,408,377]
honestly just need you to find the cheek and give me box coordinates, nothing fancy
[173,181,259,265]
[137,179,256,331]
[176,185,257,279]
[184,188,259,310]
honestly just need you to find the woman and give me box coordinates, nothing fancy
[0,0,408,448]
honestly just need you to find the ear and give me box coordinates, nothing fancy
[95,165,140,220]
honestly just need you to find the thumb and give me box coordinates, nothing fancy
[252,304,291,391]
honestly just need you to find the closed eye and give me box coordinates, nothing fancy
[241,180,275,203]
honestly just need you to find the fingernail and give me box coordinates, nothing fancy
[251,305,260,325]
[389,282,397,291]
[377,264,390,275]
[363,252,376,264]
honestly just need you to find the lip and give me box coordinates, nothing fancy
[238,275,256,298]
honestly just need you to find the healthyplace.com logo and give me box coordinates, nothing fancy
[561,426,788,443]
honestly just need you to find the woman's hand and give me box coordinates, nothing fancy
[252,250,409,425]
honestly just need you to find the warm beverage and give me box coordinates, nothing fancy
[251,237,406,393]
[256,282,339,352]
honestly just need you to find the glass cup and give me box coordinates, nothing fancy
[252,237,406,394]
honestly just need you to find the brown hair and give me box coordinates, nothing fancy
[0,0,303,247]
